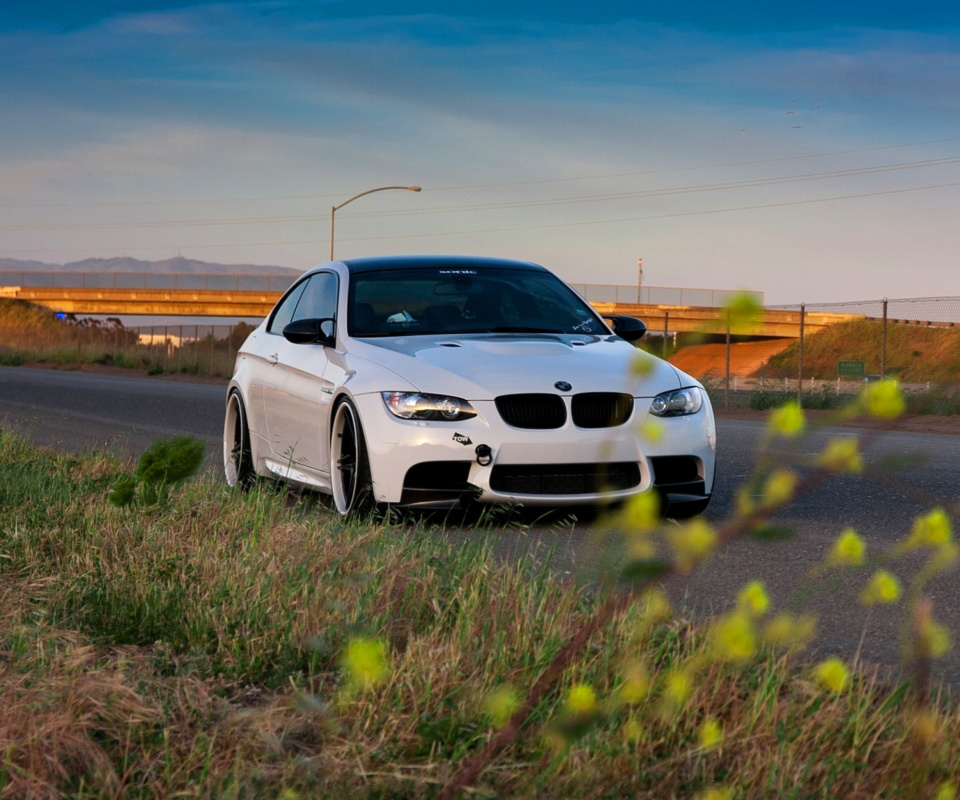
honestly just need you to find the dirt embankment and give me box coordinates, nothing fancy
[668,340,792,379]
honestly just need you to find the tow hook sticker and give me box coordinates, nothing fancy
[453,432,473,446]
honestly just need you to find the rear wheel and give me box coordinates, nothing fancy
[331,398,372,515]
[224,389,255,489]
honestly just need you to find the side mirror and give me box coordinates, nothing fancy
[605,315,647,343]
[282,317,336,347]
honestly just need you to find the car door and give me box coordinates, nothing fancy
[260,271,339,478]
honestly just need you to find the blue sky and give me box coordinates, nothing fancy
[1,1,958,303]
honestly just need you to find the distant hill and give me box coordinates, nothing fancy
[0,256,300,275]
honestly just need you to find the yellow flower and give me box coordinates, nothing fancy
[626,533,657,561]
[711,613,757,663]
[662,668,693,709]
[617,661,650,704]
[697,788,733,800]
[343,637,389,690]
[768,401,805,438]
[826,528,866,567]
[668,519,717,572]
[918,618,952,659]
[484,685,520,727]
[622,717,644,744]
[736,581,770,617]
[565,683,598,716]
[725,292,762,335]
[641,588,673,624]
[905,508,953,549]
[818,437,864,474]
[640,417,665,443]
[735,486,756,518]
[623,490,661,531]
[631,353,655,376]
[698,717,724,751]
[929,541,960,572]
[760,469,797,509]
[814,657,850,693]
[934,782,957,800]
[762,613,817,649]
[861,379,906,419]
[860,570,901,606]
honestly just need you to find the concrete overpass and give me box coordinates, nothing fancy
[1,285,284,319]
[0,283,856,338]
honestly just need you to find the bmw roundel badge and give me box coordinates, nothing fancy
[554,381,572,392]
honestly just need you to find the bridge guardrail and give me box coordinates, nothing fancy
[0,272,762,308]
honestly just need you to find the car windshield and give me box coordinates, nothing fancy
[348,266,608,338]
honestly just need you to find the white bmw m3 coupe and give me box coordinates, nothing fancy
[224,255,716,517]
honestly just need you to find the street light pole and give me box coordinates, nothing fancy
[329,185,422,261]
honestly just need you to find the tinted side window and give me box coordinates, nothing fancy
[267,280,308,334]
[291,272,338,323]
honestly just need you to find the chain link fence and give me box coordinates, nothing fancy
[708,296,960,409]
[0,322,253,379]
[568,283,763,307]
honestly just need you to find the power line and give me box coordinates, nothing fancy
[1,136,958,209]
[2,155,957,233]
[4,178,959,256]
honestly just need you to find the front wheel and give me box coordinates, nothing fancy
[224,389,255,489]
[330,398,372,515]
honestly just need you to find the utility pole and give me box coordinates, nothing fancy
[637,257,643,304]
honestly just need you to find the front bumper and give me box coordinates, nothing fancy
[353,393,716,509]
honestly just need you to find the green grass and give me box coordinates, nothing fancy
[1,431,959,798]
[760,319,960,384]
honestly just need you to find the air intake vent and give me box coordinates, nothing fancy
[495,394,566,429]
[571,393,634,428]
[490,462,641,495]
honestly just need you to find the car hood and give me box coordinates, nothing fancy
[347,334,686,399]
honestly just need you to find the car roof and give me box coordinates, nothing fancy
[338,255,549,274]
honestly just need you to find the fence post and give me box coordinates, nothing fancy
[797,303,805,406]
[881,298,888,379]
[663,311,669,359]
[724,309,731,408]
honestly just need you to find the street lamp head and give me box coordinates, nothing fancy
[330,184,423,260]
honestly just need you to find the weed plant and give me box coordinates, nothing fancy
[907,389,960,416]
[749,387,847,411]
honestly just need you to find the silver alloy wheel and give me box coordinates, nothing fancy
[331,399,368,515]
[223,390,253,488]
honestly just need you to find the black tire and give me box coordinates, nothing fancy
[223,389,255,490]
[331,398,373,515]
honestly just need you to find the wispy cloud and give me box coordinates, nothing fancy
[0,2,958,300]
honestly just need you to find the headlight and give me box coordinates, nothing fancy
[381,392,477,421]
[649,387,703,418]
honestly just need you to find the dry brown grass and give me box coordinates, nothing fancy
[3,431,960,798]
[760,319,960,384]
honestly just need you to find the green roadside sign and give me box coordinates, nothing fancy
[838,360,866,377]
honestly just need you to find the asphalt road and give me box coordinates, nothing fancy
[2,365,959,686]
